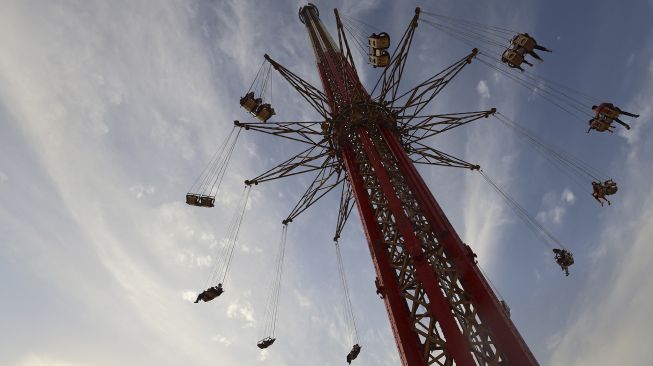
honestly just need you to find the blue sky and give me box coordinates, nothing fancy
[1,0,652,365]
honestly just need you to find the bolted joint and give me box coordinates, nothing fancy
[264,54,279,70]
[470,164,481,170]
[244,179,259,186]
[282,218,293,225]
[487,107,497,116]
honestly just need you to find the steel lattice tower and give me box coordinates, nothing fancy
[235,4,540,366]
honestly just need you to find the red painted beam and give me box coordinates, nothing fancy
[382,128,539,366]
[359,130,476,366]
[342,146,427,366]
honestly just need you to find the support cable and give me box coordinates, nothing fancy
[422,11,518,36]
[204,185,252,288]
[188,126,241,200]
[260,224,288,342]
[335,240,360,346]
[476,55,593,119]
[478,170,566,250]
[495,113,606,182]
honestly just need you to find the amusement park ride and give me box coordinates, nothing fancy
[185,3,639,365]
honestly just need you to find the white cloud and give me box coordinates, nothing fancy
[226,301,256,328]
[561,188,575,204]
[537,188,576,225]
[14,355,79,366]
[477,80,491,100]
[257,349,269,362]
[210,334,232,347]
[0,170,7,184]
[182,290,198,302]
[550,48,653,366]
[128,184,155,199]
[550,199,653,365]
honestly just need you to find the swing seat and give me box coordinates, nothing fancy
[257,337,276,349]
[199,195,215,208]
[369,50,390,68]
[255,104,275,122]
[502,48,525,67]
[603,181,618,195]
[186,193,201,206]
[240,94,259,113]
[592,119,612,132]
[346,344,361,363]
[512,34,536,53]
[368,32,390,49]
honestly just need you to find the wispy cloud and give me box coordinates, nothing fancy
[536,188,575,225]
[477,80,491,100]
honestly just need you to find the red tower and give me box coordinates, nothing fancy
[235,4,539,366]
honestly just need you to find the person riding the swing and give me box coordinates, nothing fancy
[194,283,224,303]
[257,337,276,349]
[592,103,639,131]
[591,181,611,206]
[346,344,361,364]
[510,32,552,61]
[552,248,574,276]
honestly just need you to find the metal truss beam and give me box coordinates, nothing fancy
[235,120,328,147]
[265,54,331,119]
[406,142,480,170]
[371,7,421,105]
[400,109,495,143]
[333,181,355,241]
[283,158,343,223]
[245,145,333,185]
[342,145,428,366]
[334,8,357,75]
[382,128,539,366]
[393,49,478,120]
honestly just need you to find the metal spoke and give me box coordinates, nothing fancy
[400,109,495,143]
[333,181,355,241]
[283,158,344,224]
[370,8,421,106]
[245,145,334,185]
[334,8,358,74]
[407,141,480,170]
[392,49,478,122]
[265,54,331,119]
[235,120,329,147]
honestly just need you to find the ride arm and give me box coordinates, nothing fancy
[235,120,328,147]
[371,7,421,105]
[406,141,480,169]
[334,8,357,72]
[333,181,354,241]
[245,145,336,185]
[265,54,331,119]
[283,160,344,224]
[400,109,495,143]
[393,49,478,122]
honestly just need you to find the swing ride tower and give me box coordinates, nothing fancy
[298,5,536,365]
[233,4,539,366]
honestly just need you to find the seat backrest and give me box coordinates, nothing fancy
[504,50,523,64]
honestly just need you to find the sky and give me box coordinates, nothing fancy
[1,0,652,365]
